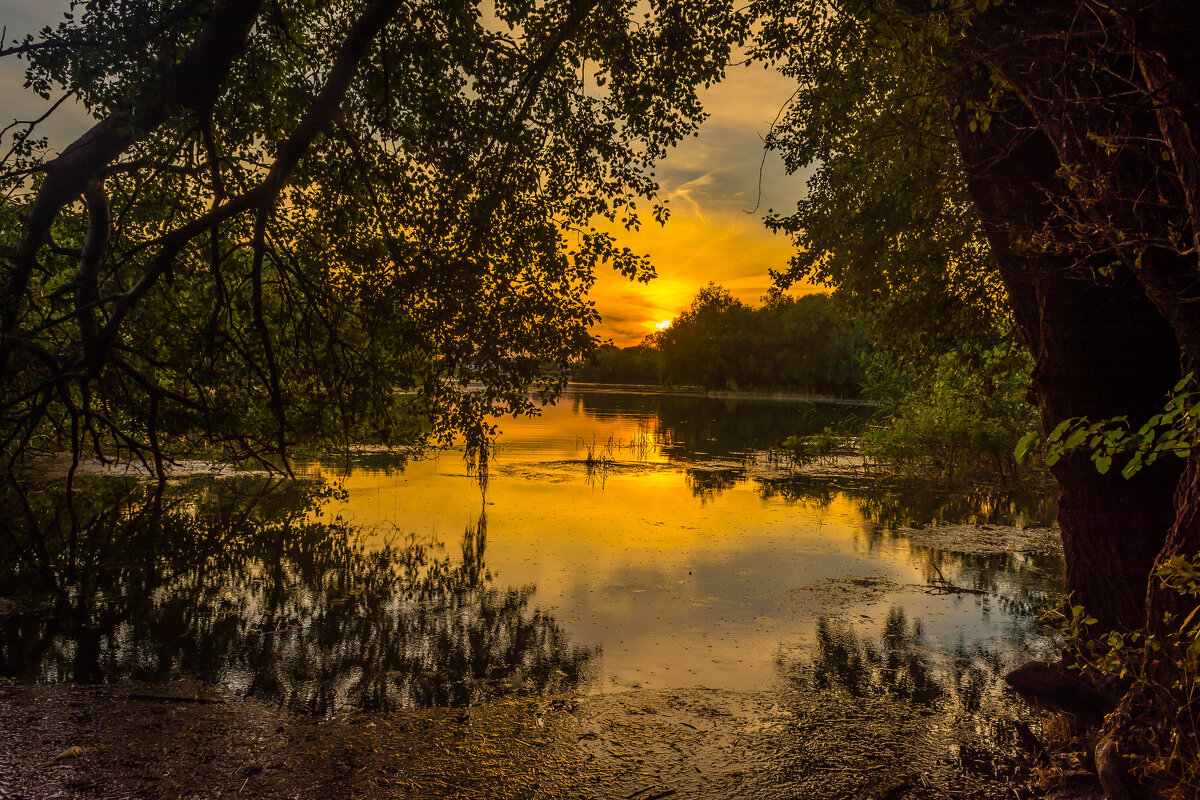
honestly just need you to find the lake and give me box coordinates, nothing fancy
[0,384,1062,718]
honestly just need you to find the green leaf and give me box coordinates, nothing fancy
[1062,428,1089,450]
[1179,605,1200,634]
[1048,420,1072,442]
[1121,451,1144,479]
[1014,431,1038,463]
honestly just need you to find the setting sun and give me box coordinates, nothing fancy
[655,319,673,330]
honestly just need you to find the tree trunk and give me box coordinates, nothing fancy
[971,0,1200,635]
[951,104,1183,633]
[956,5,1200,793]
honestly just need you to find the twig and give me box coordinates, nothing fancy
[124,692,225,704]
[927,561,988,595]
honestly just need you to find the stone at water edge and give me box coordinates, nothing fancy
[1004,659,1119,710]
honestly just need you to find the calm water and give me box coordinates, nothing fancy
[0,385,1062,715]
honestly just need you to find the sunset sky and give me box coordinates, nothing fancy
[591,63,816,345]
[0,4,816,347]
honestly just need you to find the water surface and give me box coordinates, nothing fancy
[320,385,1061,691]
[0,385,1061,715]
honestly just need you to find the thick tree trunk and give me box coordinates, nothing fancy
[1121,3,1200,635]
[940,5,1199,793]
[1149,457,1200,625]
[951,108,1183,633]
[973,0,1200,635]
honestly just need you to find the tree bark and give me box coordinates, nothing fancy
[951,102,1183,633]
[970,0,1200,634]
[1121,2,1200,633]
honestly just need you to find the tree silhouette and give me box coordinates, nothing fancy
[0,0,745,471]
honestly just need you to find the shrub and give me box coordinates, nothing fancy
[1053,555,1200,799]
[858,342,1036,482]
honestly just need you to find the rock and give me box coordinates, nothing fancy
[1004,660,1117,710]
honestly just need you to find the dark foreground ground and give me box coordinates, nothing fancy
[0,677,1105,800]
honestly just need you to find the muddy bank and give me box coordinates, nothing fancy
[0,677,1097,800]
[893,525,1062,558]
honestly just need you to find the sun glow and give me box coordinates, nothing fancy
[654,319,673,330]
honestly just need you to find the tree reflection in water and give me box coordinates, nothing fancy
[683,466,741,501]
[568,388,1057,535]
[573,391,857,461]
[0,476,595,715]
[787,607,1008,713]
[756,475,1057,531]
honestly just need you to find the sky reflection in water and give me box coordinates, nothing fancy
[0,386,1062,714]
[317,385,1062,694]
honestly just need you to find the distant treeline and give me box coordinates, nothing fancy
[577,285,867,396]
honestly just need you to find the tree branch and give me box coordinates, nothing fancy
[1,0,264,373]
[92,0,406,376]
[76,181,109,370]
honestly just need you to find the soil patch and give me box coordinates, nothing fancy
[0,678,1090,800]
[783,572,905,611]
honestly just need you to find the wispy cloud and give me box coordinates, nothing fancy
[592,62,815,345]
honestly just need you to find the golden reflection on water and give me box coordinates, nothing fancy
[311,387,1058,693]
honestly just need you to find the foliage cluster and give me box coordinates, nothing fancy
[577,285,867,394]
[749,0,1011,359]
[776,339,1034,483]
[1054,555,1200,799]
[1017,374,1199,480]
[0,0,745,471]
[574,341,660,384]
[857,342,1036,482]
[778,419,852,470]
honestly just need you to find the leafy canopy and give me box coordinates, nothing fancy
[650,285,865,393]
[748,0,1013,356]
[0,0,745,471]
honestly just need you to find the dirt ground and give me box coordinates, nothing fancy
[0,676,1104,800]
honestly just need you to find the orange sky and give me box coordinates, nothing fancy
[590,62,818,346]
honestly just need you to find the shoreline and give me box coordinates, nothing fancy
[566,381,877,405]
[0,677,1046,800]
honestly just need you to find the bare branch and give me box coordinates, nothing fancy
[76,181,108,369]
